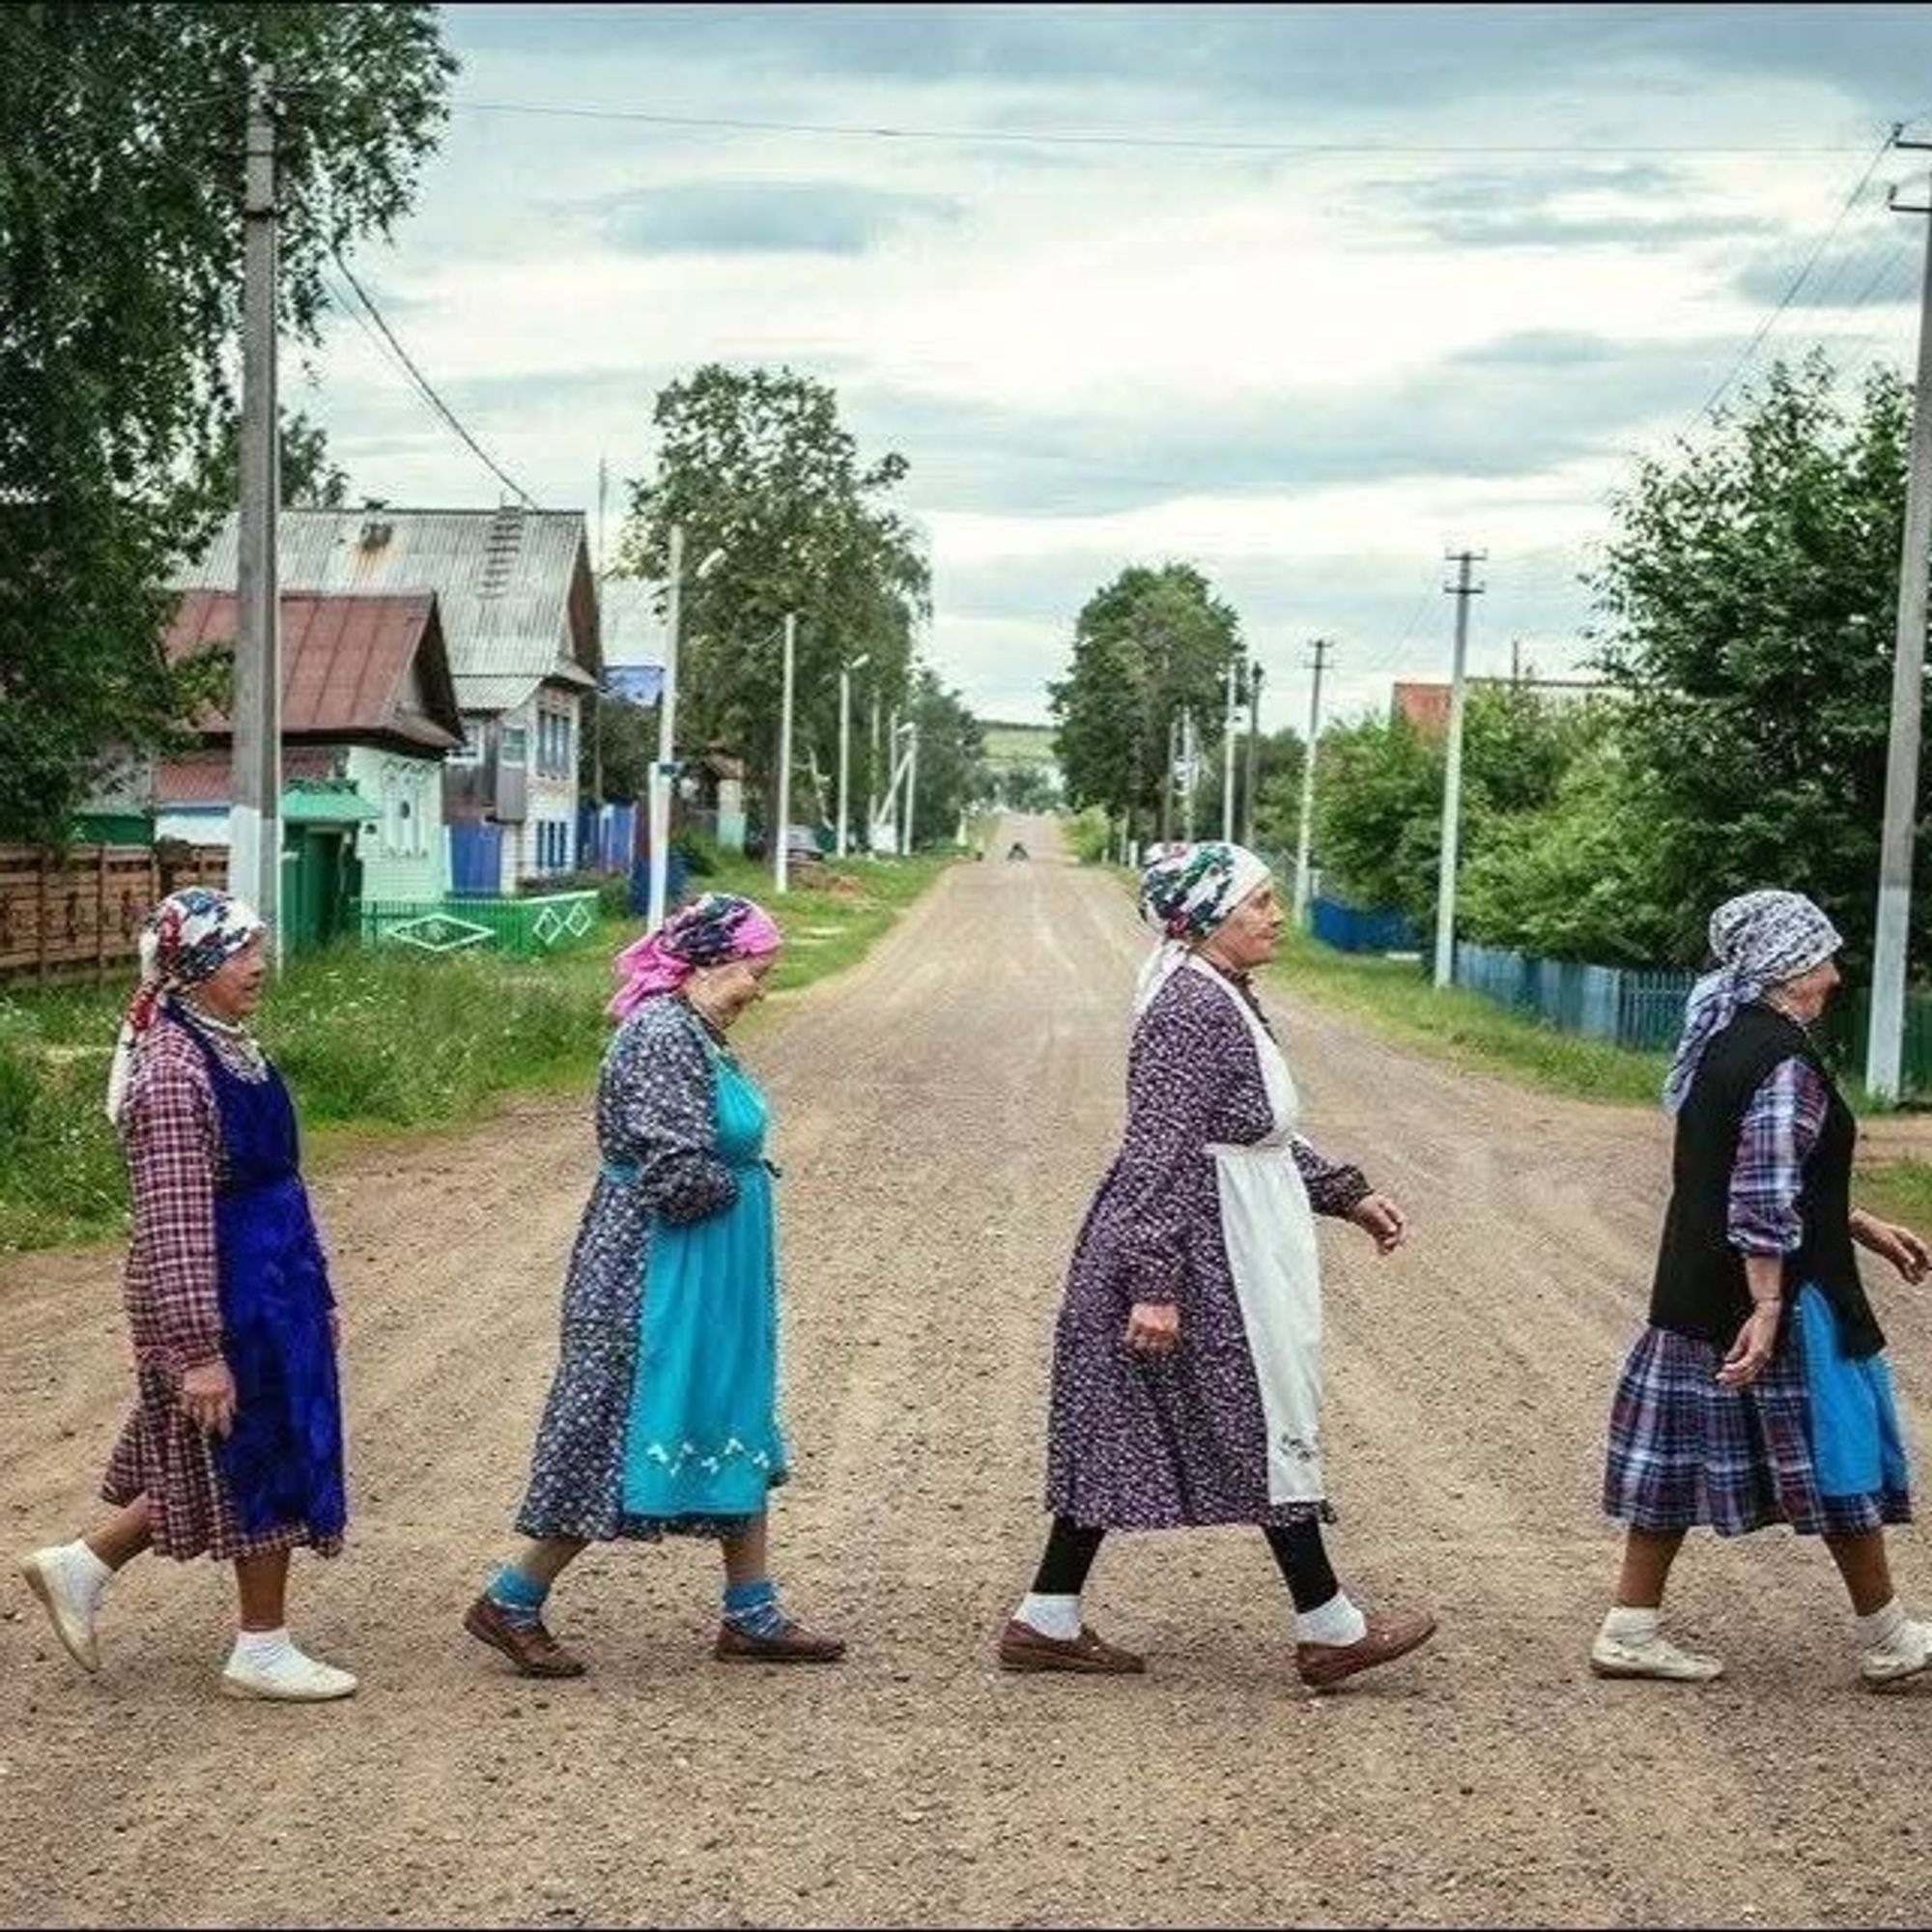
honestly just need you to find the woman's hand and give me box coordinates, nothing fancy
[179,1358,237,1436]
[1852,1210,1931,1284]
[1350,1192,1409,1255]
[1717,1304,1782,1390]
[1124,1300,1180,1358]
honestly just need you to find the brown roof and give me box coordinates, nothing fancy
[155,746,338,805]
[167,590,464,753]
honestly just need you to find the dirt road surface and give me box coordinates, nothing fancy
[5,819,1931,1928]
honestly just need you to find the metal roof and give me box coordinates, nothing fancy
[167,590,463,751]
[180,507,600,712]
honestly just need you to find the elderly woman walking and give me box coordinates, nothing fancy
[998,841,1436,1689]
[18,888,354,1701]
[464,892,843,1677]
[1595,889,1932,1689]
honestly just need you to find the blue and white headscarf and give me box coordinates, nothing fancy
[1662,889,1842,1113]
[1134,839,1272,1013]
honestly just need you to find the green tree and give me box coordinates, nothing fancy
[1246,726,1308,858]
[193,407,352,512]
[1048,562,1243,844]
[0,3,455,843]
[903,668,986,849]
[618,365,930,816]
[1589,352,1921,971]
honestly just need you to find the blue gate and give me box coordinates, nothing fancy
[449,821,502,895]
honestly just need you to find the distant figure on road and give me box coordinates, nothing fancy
[18,888,355,1702]
[1007,840,1030,862]
[464,892,844,1678]
[997,840,1435,1689]
[1595,889,1932,1688]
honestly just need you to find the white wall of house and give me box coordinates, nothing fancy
[525,688,582,885]
[345,747,445,901]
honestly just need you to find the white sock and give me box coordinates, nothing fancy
[1856,1598,1908,1650]
[1016,1592,1082,1640]
[62,1540,114,1606]
[1603,1605,1661,1644]
[1296,1592,1368,1647]
[231,1626,298,1669]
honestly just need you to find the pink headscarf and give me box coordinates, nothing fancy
[608,891,783,1021]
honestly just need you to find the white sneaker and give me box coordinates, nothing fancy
[19,1547,101,1674]
[1590,1630,1724,1682]
[220,1645,357,1702]
[1861,1618,1932,1690]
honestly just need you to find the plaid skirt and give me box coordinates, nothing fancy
[1603,1321,1913,1538]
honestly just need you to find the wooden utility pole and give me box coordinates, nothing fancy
[1293,639,1331,924]
[1433,551,1486,990]
[231,65,281,954]
[1867,143,1932,1101]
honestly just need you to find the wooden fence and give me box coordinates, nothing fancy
[0,843,228,988]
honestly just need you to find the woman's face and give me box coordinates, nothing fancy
[193,934,268,1022]
[1201,879,1285,974]
[690,952,778,1029]
[1776,952,1841,1024]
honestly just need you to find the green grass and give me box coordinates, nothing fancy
[0,853,954,1256]
[980,722,1057,766]
[1856,1159,1932,1232]
[1264,928,1672,1106]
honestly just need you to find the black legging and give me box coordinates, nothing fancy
[1030,1513,1340,1613]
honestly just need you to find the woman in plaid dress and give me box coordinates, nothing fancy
[18,889,355,1702]
[1596,889,1932,1688]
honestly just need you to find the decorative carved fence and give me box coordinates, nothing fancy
[0,843,227,988]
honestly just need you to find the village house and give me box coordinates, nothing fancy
[154,589,464,950]
[182,506,602,894]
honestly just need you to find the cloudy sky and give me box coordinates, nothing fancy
[302,2,1932,732]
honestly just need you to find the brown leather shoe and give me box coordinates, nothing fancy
[463,1593,586,1679]
[1295,1607,1436,1690]
[997,1618,1146,1675]
[713,1618,847,1663]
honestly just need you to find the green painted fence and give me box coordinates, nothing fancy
[357,892,600,958]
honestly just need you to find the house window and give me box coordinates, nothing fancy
[500,725,529,767]
[535,708,574,780]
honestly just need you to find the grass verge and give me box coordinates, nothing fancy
[0,853,953,1256]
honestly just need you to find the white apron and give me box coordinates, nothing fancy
[1187,956,1326,1504]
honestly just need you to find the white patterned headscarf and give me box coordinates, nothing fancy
[1662,889,1843,1113]
[105,887,264,1123]
[1134,840,1273,1013]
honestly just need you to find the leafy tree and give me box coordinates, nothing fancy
[582,687,658,805]
[618,365,930,817]
[193,407,351,512]
[903,667,987,849]
[1588,352,1921,971]
[0,3,455,842]
[1246,727,1308,858]
[994,763,1060,813]
[1048,562,1243,844]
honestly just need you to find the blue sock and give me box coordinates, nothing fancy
[488,1564,549,1624]
[723,1577,786,1637]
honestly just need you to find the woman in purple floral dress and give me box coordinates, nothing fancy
[998,841,1436,1690]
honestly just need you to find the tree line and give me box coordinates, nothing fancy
[1053,352,1929,978]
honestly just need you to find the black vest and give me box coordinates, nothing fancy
[1648,1004,1882,1357]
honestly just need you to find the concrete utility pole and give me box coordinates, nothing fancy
[1293,639,1332,926]
[1434,551,1486,989]
[1181,711,1198,842]
[1222,656,1241,841]
[231,65,281,955]
[1243,661,1265,848]
[837,653,869,860]
[647,524,686,932]
[1867,147,1932,1101]
[1160,712,1178,844]
[776,611,797,893]
[901,720,920,856]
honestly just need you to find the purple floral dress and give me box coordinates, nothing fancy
[1044,964,1372,1530]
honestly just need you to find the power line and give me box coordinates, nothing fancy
[1678,126,1900,438]
[459,95,1880,159]
[328,254,536,506]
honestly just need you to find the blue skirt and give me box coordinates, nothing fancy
[1604,1287,1912,1538]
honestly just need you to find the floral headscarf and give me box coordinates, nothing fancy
[1662,889,1843,1113]
[1134,840,1273,1013]
[105,887,265,1122]
[609,892,783,1020]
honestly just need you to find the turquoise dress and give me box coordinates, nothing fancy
[618,1042,789,1525]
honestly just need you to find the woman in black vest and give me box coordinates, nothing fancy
[1596,890,1931,1688]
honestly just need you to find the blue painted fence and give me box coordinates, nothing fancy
[1308,896,1419,954]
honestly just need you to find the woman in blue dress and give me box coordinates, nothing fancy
[465,892,844,1677]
